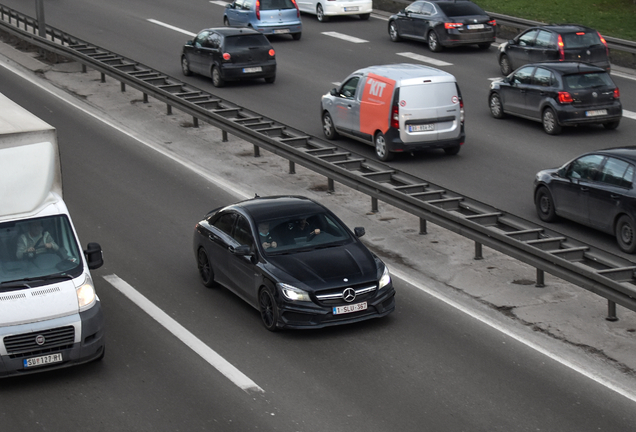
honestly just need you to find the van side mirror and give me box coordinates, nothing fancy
[226,3,234,8]
[354,227,365,238]
[330,88,338,96]
[84,242,104,270]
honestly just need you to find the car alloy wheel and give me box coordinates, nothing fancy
[499,54,512,75]
[535,187,557,222]
[316,4,328,22]
[322,112,338,140]
[389,22,401,42]
[197,248,215,288]
[616,215,636,253]
[428,31,442,52]
[212,66,225,88]
[542,108,562,135]
[489,93,505,119]
[181,56,192,76]
[375,132,393,161]
[258,287,279,331]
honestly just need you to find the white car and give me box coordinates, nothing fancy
[296,0,372,22]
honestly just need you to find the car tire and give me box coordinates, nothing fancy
[316,4,328,22]
[211,66,225,87]
[616,215,636,254]
[181,56,192,76]
[375,132,394,162]
[197,248,216,288]
[322,111,339,140]
[542,107,562,135]
[292,32,302,41]
[603,120,620,130]
[535,186,557,222]
[499,54,512,75]
[265,75,276,84]
[427,31,442,52]
[359,13,370,20]
[489,92,505,119]
[477,42,491,50]
[223,17,230,26]
[389,21,401,42]
[444,145,461,156]
[258,286,279,331]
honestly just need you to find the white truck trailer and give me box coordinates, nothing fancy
[0,92,105,377]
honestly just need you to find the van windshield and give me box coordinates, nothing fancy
[400,82,459,109]
[0,215,83,286]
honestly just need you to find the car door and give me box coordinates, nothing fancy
[296,0,314,14]
[507,28,539,69]
[526,29,558,63]
[524,67,556,120]
[500,66,534,116]
[187,31,211,75]
[588,157,635,233]
[226,215,259,305]
[226,0,251,26]
[200,31,222,77]
[206,211,238,288]
[403,2,430,39]
[331,75,362,134]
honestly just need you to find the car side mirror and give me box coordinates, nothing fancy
[399,8,406,14]
[84,242,104,270]
[508,39,516,45]
[230,245,252,256]
[330,88,338,96]
[226,3,234,8]
[354,227,365,238]
[185,40,193,46]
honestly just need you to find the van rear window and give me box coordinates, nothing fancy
[260,0,296,10]
[399,83,458,109]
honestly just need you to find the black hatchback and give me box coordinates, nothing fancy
[388,0,496,52]
[497,25,610,75]
[488,62,622,134]
[534,147,636,253]
[181,27,276,87]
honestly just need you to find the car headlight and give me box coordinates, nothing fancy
[278,283,311,302]
[379,265,391,290]
[77,274,97,310]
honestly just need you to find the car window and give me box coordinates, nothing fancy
[339,76,360,99]
[512,66,534,85]
[561,31,602,49]
[194,31,210,48]
[421,2,435,15]
[518,29,539,47]
[405,1,423,14]
[212,212,238,236]
[207,32,222,49]
[568,154,605,181]
[260,0,295,11]
[234,215,254,248]
[532,68,555,87]
[225,34,270,49]
[564,72,614,89]
[535,30,554,48]
[599,158,634,188]
[437,1,486,17]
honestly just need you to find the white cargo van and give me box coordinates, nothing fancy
[321,63,465,161]
[0,93,105,377]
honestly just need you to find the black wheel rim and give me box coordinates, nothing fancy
[198,249,210,282]
[260,290,275,328]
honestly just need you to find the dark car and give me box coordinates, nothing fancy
[497,25,610,76]
[181,27,276,87]
[488,62,621,135]
[193,196,395,331]
[534,147,636,253]
[388,0,496,52]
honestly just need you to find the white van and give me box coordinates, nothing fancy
[321,63,465,161]
[0,93,105,377]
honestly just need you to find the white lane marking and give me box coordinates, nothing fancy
[612,70,636,82]
[397,52,452,67]
[104,275,263,393]
[392,268,636,403]
[623,110,636,120]
[321,32,368,43]
[147,19,196,37]
[210,0,229,6]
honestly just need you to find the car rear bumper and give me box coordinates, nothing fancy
[440,29,496,46]
[254,24,302,35]
[221,64,276,81]
[323,2,372,16]
[556,103,622,126]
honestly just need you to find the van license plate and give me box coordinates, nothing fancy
[409,124,435,132]
[273,29,290,34]
[333,302,367,315]
[344,6,359,11]
[467,24,484,30]
[24,353,63,368]
[243,67,262,73]
[586,109,607,117]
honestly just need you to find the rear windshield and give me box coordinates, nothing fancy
[400,82,459,109]
[564,72,614,90]
[437,2,485,17]
[260,0,296,10]
[561,31,603,49]
[225,34,270,49]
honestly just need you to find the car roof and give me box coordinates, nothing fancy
[354,63,456,84]
[594,147,636,162]
[201,27,263,37]
[523,61,607,74]
[228,196,327,221]
[532,24,597,34]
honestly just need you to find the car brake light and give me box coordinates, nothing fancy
[488,19,496,26]
[614,88,620,99]
[391,103,399,129]
[598,31,609,57]
[558,91,573,104]
[557,34,565,60]
[256,0,260,20]
[576,32,585,35]
[223,52,231,60]
[269,48,275,57]
[460,99,464,123]
[290,0,300,18]
[444,22,463,29]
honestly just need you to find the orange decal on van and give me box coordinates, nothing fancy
[359,73,396,135]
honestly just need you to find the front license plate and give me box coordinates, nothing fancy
[243,67,262,73]
[333,302,367,315]
[273,29,290,34]
[467,24,485,30]
[344,6,359,11]
[24,353,63,368]
[586,109,607,117]
[409,124,435,132]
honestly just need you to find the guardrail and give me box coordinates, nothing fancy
[2,4,636,321]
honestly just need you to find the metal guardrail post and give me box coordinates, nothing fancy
[474,242,483,260]
[536,268,545,288]
[607,300,619,321]
[371,197,378,213]
[419,218,427,235]
[289,160,295,174]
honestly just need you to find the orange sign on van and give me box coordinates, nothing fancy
[359,73,396,135]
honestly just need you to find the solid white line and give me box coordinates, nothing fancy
[623,110,636,120]
[147,19,196,37]
[612,70,636,82]
[392,268,636,403]
[321,32,368,43]
[104,274,263,393]
[210,0,229,6]
[397,52,452,67]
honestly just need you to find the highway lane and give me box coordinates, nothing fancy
[5,36,636,431]
[3,0,636,257]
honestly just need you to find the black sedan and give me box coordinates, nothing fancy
[388,0,496,52]
[488,62,621,135]
[534,147,636,253]
[181,27,276,87]
[193,196,395,331]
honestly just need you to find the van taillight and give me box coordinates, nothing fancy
[558,91,573,104]
[557,34,565,60]
[256,0,261,20]
[614,88,620,99]
[391,104,399,129]
[460,99,464,124]
[445,22,462,29]
[291,0,300,17]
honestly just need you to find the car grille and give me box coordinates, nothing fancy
[315,283,377,305]
[3,325,75,359]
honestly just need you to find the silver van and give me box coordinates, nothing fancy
[321,63,465,161]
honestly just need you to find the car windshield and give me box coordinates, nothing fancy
[225,34,270,49]
[564,72,614,89]
[437,2,485,17]
[257,212,351,254]
[260,0,296,10]
[561,31,602,49]
[0,215,83,286]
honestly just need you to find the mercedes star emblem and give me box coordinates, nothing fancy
[342,288,356,303]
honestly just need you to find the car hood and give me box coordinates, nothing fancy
[266,242,377,290]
